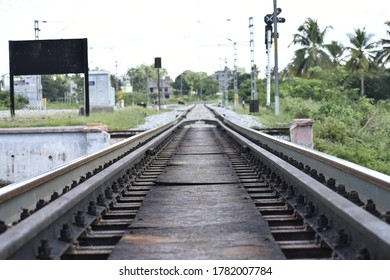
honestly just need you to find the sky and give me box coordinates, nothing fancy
[0,0,389,79]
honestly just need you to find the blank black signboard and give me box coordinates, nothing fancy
[8,38,89,116]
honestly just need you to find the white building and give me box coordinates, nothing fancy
[1,74,43,108]
[89,70,115,112]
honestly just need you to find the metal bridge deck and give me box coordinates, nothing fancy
[109,126,285,260]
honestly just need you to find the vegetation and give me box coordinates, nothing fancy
[0,106,159,131]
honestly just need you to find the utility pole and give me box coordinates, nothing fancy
[264,2,285,115]
[34,20,46,40]
[265,24,272,108]
[231,41,238,111]
[272,0,285,115]
[249,17,258,113]
[224,58,228,108]
[34,20,46,110]
[154,57,161,111]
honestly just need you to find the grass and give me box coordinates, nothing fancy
[0,106,162,131]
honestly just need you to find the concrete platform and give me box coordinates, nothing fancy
[109,126,285,259]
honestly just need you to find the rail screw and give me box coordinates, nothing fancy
[335,229,348,248]
[295,194,305,206]
[97,194,106,206]
[71,180,78,189]
[356,248,371,260]
[304,202,315,218]
[105,187,113,199]
[112,181,120,193]
[318,173,326,183]
[336,184,349,198]
[20,208,30,220]
[36,199,46,210]
[0,220,7,234]
[59,224,73,242]
[62,186,70,194]
[88,201,97,216]
[316,214,329,232]
[75,211,85,227]
[51,191,59,201]
[37,239,52,260]
[287,185,296,198]
[348,191,364,206]
[326,178,337,191]
[364,199,381,217]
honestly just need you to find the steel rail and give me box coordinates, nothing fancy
[0,107,192,226]
[207,105,390,214]
[0,120,183,259]
[217,118,390,259]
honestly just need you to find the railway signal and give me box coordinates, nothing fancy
[264,1,285,115]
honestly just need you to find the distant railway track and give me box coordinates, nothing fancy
[0,104,389,259]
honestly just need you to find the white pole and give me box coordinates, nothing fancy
[266,29,272,108]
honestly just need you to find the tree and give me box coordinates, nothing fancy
[325,41,345,66]
[172,70,218,98]
[345,27,377,97]
[127,64,168,93]
[288,18,332,77]
[376,21,390,66]
[42,75,69,102]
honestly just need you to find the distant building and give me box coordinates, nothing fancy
[88,70,115,112]
[147,76,173,99]
[1,74,43,108]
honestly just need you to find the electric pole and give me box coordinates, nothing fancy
[264,2,285,115]
[249,17,258,113]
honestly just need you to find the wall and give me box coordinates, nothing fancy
[0,125,110,183]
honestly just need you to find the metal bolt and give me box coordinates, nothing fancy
[364,199,381,217]
[0,220,7,234]
[37,239,52,260]
[295,194,305,206]
[287,185,296,198]
[356,248,371,260]
[348,191,364,206]
[112,181,120,193]
[78,176,86,184]
[318,173,326,183]
[326,178,337,191]
[71,180,78,189]
[304,202,315,218]
[335,229,348,248]
[51,191,59,201]
[105,187,113,199]
[75,211,85,227]
[20,208,30,220]
[62,186,70,194]
[336,184,349,198]
[316,214,329,232]
[88,201,97,216]
[59,224,73,242]
[310,169,318,180]
[36,199,46,210]
[97,194,105,206]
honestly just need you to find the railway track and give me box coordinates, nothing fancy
[0,104,389,259]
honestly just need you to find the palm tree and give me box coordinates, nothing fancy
[376,21,390,66]
[345,27,376,97]
[325,41,345,66]
[288,18,332,77]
